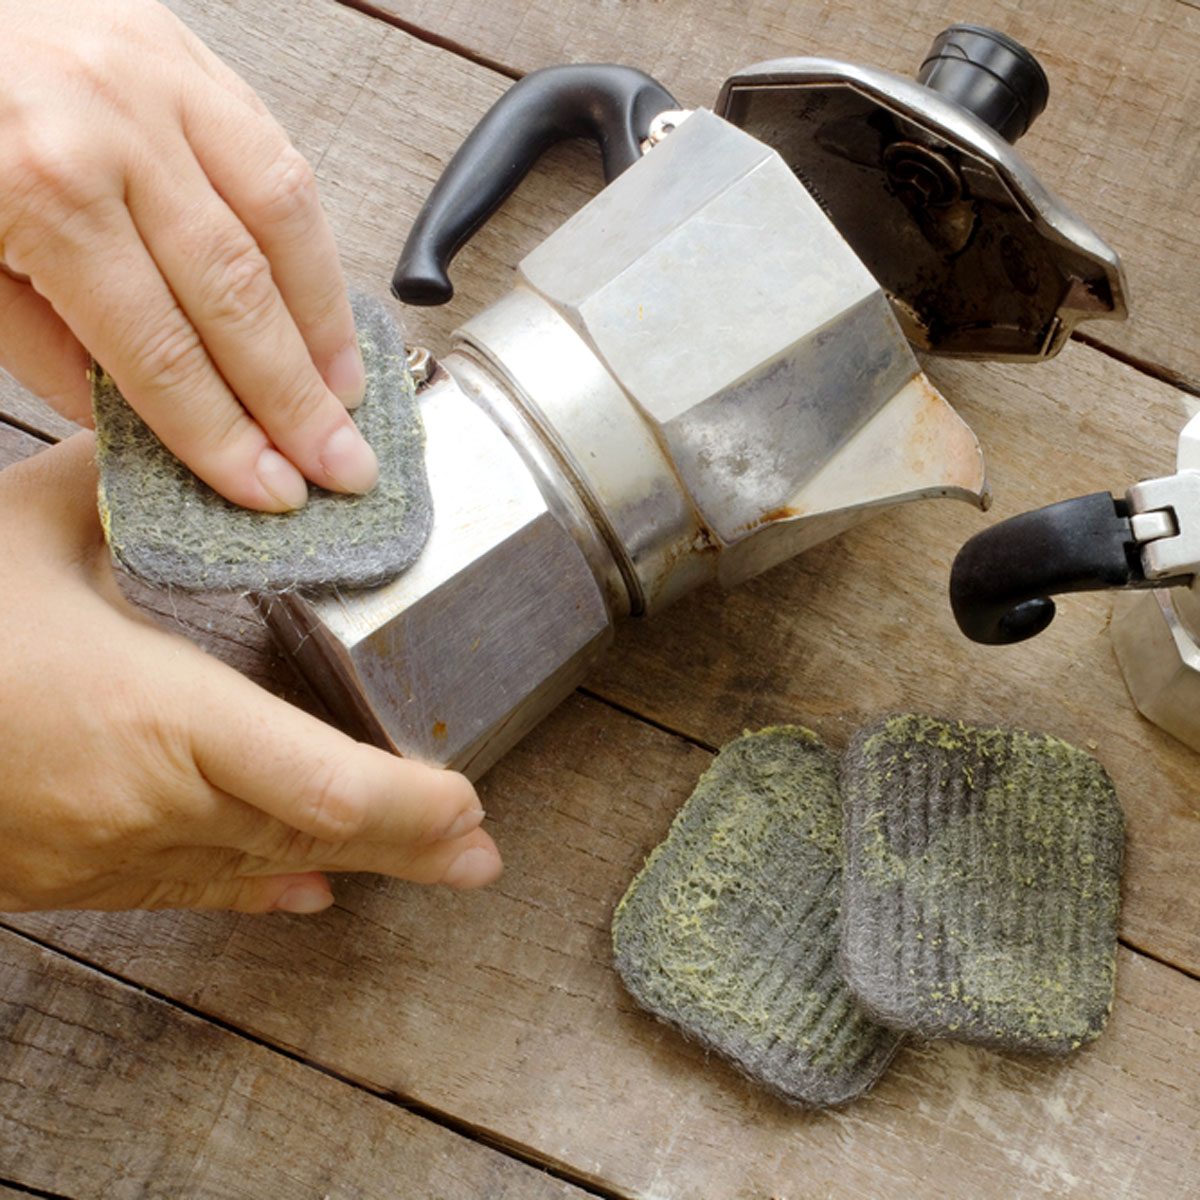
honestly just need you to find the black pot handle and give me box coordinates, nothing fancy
[949,492,1154,644]
[393,64,679,306]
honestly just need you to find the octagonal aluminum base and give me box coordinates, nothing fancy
[1111,587,1200,754]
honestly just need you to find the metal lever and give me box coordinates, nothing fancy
[392,64,678,306]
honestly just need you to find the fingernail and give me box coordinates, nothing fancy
[274,883,333,914]
[256,446,309,510]
[327,340,366,409]
[320,424,378,493]
[443,808,485,840]
[441,846,502,889]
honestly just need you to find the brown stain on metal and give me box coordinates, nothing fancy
[737,505,801,534]
[904,375,948,476]
[432,721,448,740]
[645,525,720,609]
[903,373,989,507]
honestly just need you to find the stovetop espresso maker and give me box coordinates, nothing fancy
[266,26,1126,777]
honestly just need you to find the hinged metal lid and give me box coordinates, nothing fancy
[716,32,1127,360]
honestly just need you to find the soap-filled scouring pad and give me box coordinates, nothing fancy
[840,714,1125,1055]
[613,726,904,1107]
[94,291,432,592]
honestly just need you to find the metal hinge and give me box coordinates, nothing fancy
[640,109,693,154]
[1127,470,1200,579]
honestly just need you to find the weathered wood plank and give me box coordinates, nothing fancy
[0,930,587,1199]
[8,694,1200,1200]
[203,0,1200,971]
[2,2,1198,1193]
[369,0,1200,390]
[0,377,76,443]
[1,0,1196,975]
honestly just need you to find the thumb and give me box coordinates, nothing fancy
[83,871,335,914]
[0,269,91,424]
[187,651,490,856]
[0,431,113,568]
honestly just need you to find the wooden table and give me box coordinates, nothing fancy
[2,1,1198,1196]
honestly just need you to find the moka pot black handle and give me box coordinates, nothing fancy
[392,64,679,306]
[948,492,1166,645]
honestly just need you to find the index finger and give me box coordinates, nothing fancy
[185,89,365,409]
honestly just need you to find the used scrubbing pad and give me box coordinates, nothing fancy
[840,714,1125,1055]
[93,291,432,592]
[613,727,905,1107]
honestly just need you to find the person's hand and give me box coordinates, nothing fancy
[0,0,376,513]
[0,434,502,914]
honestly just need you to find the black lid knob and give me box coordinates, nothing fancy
[917,24,1050,143]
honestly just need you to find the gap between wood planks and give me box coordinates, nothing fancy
[0,923,628,1200]
[1075,333,1200,401]
[334,0,520,80]
[0,1179,73,1200]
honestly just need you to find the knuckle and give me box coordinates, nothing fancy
[295,757,367,843]
[155,880,271,914]
[1,126,98,233]
[253,145,319,230]
[256,359,330,429]
[241,825,322,869]
[227,885,276,914]
[441,769,480,811]
[200,233,276,331]
[136,880,206,911]
[428,770,480,827]
[134,317,210,394]
[420,789,475,843]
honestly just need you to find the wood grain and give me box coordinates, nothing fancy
[8,693,1199,1200]
[370,0,1200,390]
[1,0,1198,1194]
[2,0,1197,973]
[112,0,1200,971]
[0,930,587,1199]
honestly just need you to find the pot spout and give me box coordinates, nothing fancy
[717,371,989,589]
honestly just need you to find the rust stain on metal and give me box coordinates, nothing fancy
[904,374,951,477]
[432,721,448,740]
[904,373,989,508]
[737,505,801,534]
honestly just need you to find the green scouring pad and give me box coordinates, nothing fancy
[93,291,432,592]
[612,727,905,1107]
[840,714,1125,1055]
